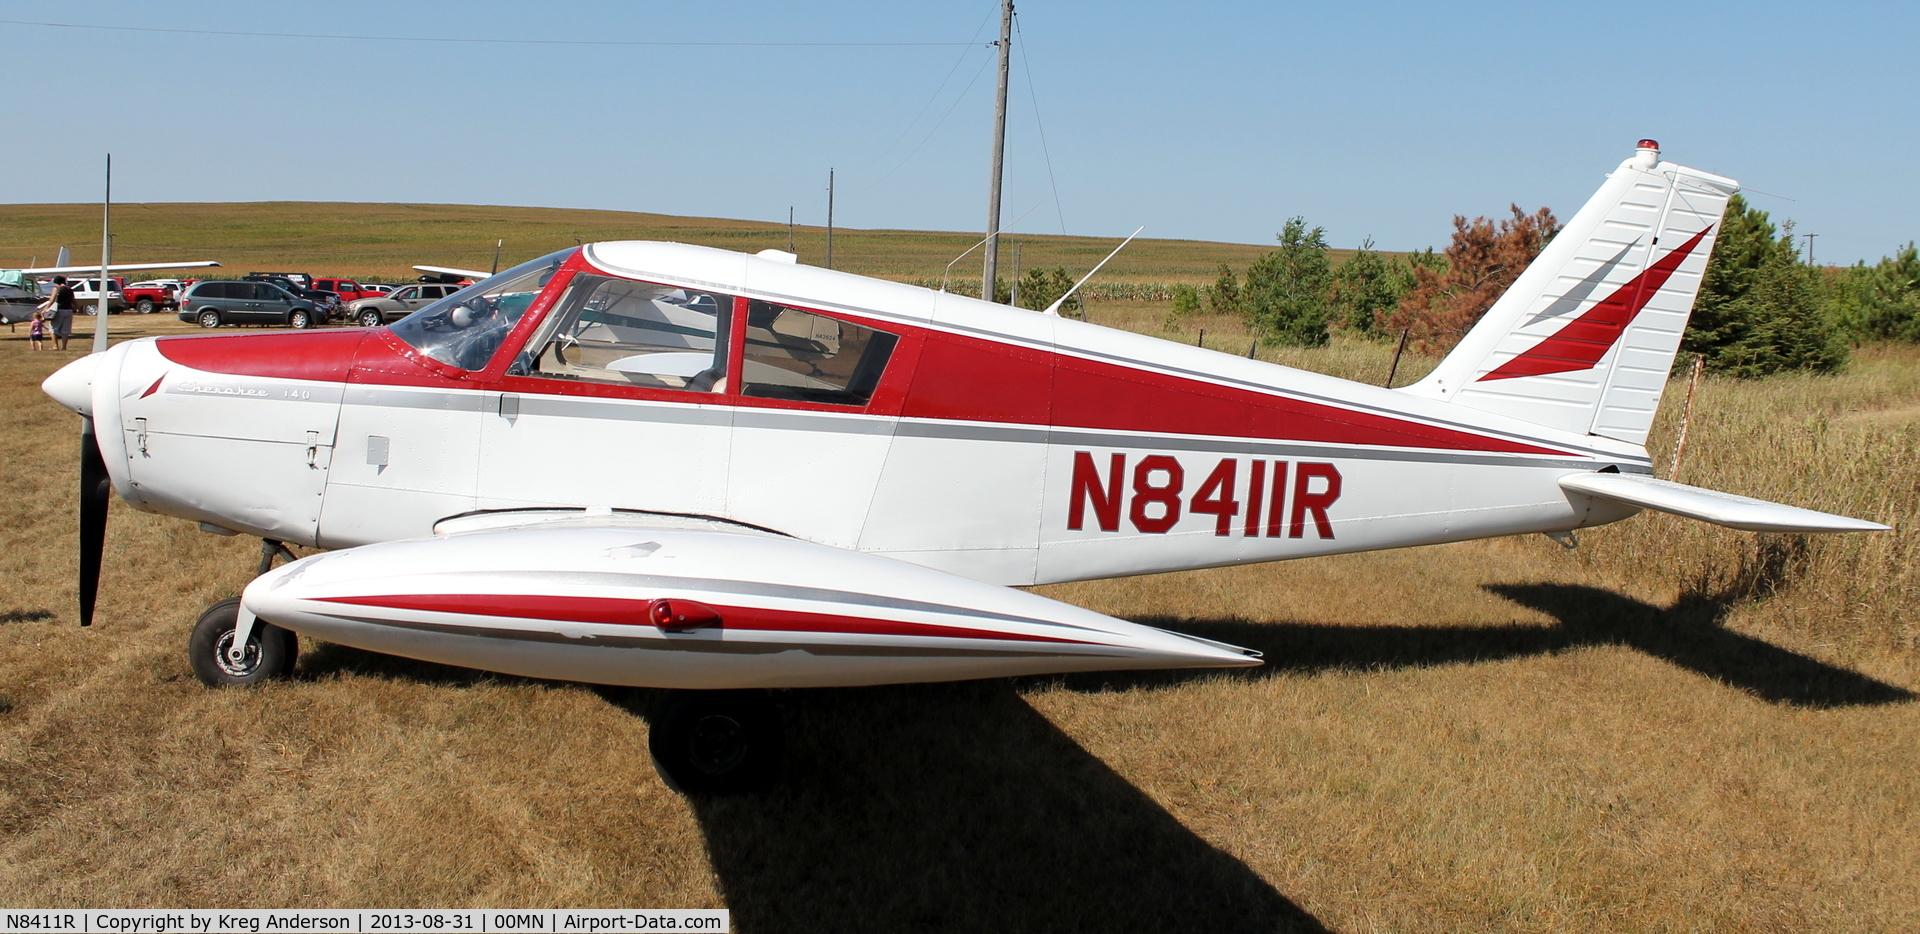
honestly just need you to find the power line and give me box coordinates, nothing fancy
[855,52,995,194]
[0,18,975,47]
[847,12,996,177]
[1013,13,1067,235]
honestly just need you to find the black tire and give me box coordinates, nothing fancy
[188,597,299,688]
[649,690,783,796]
[197,309,221,328]
[358,309,383,328]
[135,298,155,314]
[289,309,312,330]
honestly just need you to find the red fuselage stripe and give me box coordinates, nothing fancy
[312,593,1094,645]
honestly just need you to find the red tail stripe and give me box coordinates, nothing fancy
[1478,226,1713,382]
[312,593,1093,645]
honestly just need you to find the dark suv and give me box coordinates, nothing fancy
[177,280,322,329]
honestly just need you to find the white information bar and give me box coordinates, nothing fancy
[0,911,729,934]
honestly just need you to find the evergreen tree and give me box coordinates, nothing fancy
[1015,266,1082,317]
[1329,237,1410,338]
[1831,243,1920,342]
[1684,195,1846,374]
[1204,263,1241,316]
[1243,217,1333,347]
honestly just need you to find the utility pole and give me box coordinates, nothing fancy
[94,154,112,353]
[826,169,835,270]
[981,0,1013,303]
[1803,232,1818,265]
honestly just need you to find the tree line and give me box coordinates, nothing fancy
[1174,196,1920,376]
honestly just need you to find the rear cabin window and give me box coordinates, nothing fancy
[517,273,734,394]
[740,300,897,406]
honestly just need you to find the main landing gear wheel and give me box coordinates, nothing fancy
[649,690,784,796]
[188,597,299,687]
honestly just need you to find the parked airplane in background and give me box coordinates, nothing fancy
[0,257,221,324]
[40,142,1887,793]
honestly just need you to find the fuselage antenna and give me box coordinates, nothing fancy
[1042,226,1144,316]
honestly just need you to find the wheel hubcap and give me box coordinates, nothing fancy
[214,630,261,677]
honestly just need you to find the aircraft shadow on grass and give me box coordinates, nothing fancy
[297,644,1335,933]
[1073,583,1914,710]
[602,682,1332,934]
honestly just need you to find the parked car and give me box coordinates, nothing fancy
[360,283,396,296]
[123,280,181,314]
[346,282,465,326]
[243,273,340,320]
[45,277,127,314]
[245,271,314,290]
[310,277,379,304]
[177,280,322,329]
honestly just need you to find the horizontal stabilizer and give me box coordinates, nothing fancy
[1558,472,1888,533]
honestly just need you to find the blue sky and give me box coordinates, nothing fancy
[2,0,1914,263]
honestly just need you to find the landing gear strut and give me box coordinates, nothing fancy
[649,690,784,795]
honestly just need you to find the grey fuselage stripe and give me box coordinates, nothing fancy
[342,383,1645,472]
[318,613,1121,658]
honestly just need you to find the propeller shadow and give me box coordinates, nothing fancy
[1,610,56,624]
[1053,585,1911,709]
[601,683,1330,934]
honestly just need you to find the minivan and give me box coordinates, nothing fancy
[177,280,322,329]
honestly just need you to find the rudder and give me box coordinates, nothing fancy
[1402,141,1738,445]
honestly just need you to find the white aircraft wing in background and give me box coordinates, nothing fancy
[21,260,222,275]
[414,265,492,281]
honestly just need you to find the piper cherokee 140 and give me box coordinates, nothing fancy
[40,142,1888,792]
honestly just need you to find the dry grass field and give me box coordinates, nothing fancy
[0,232,1916,930]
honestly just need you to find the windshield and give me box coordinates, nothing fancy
[391,248,575,370]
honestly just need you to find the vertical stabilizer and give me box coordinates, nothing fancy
[1403,142,1738,445]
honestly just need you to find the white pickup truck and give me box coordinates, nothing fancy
[41,277,127,314]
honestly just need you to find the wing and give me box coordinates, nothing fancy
[20,260,222,275]
[413,264,492,281]
[242,511,1258,689]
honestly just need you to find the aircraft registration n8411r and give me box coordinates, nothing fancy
[41,142,1887,793]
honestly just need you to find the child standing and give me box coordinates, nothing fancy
[29,310,47,350]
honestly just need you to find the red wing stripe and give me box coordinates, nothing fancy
[1478,226,1713,382]
[313,593,1094,645]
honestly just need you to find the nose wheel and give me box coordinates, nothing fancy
[649,690,784,795]
[188,597,299,687]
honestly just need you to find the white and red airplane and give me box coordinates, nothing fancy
[40,142,1886,792]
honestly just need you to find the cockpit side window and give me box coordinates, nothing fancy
[740,300,898,406]
[515,273,735,393]
[391,249,572,371]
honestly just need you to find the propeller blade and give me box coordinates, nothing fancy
[78,416,110,627]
